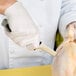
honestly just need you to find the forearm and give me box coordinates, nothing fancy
[0,0,16,14]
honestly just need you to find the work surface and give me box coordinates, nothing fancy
[0,65,52,76]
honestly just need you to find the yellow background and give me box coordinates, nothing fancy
[0,65,52,76]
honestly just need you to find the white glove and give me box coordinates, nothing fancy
[63,22,76,41]
[2,2,39,50]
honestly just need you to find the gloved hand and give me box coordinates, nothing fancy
[52,23,76,76]
[2,2,40,50]
[64,22,76,41]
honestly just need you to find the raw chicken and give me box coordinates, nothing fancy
[52,25,76,76]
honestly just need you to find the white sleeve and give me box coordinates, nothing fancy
[3,2,39,49]
[59,0,76,38]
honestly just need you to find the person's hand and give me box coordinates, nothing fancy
[68,22,76,39]
[64,22,76,41]
[0,0,16,14]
